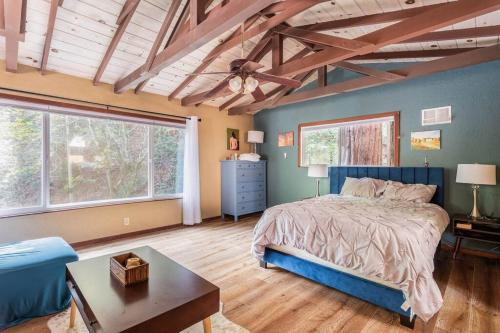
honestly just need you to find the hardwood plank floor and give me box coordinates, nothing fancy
[25,216,500,332]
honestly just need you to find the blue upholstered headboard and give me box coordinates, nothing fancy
[329,167,445,207]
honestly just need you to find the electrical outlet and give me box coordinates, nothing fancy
[283,152,287,159]
[123,217,130,226]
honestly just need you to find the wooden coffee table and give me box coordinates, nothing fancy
[66,246,220,333]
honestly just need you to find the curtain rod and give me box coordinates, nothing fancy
[0,86,201,122]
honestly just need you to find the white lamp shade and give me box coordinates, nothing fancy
[308,164,329,178]
[248,130,264,143]
[456,164,496,185]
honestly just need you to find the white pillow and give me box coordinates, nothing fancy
[381,181,437,203]
[340,177,386,198]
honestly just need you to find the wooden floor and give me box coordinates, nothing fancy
[75,217,499,333]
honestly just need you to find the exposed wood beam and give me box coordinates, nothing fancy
[169,0,190,44]
[272,33,283,69]
[203,0,326,62]
[168,0,325,99]
[336,61,405,81]
[4,0,26,72]
[296,3,444,32]
[134,0,182,94]
[251,86,267,102]
[229,45,500,114]
[183,47,311,107]
[405,25,500,43]
[0,1,4,30]
[275,26,373,51]
[317,66,326,87]
[168,13,261,100]
[116,0,139,25]
[218,93,244,111]
[40,0,62,74]
[114,0,275,93]
[352,48,479,60]
[294,26,500,51]
[270,69,315,106]
[94,0,139,85]
[190,0,206,30]
[266,0,500,79]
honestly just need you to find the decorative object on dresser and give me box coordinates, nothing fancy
[221,160,266,221]
[451,215,500,259]
[308,164,328,197]
[456,164,497,218]
[247,130,264,154]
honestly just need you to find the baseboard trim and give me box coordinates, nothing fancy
[71,217,225,250]
[71,223,182,250]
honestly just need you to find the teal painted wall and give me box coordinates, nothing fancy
[254,60,500,252]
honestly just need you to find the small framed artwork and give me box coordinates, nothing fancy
[227,128,240,150]
[278,131,294,147]
[411,130,441,150]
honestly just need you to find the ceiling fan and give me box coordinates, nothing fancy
[186,23,302,99]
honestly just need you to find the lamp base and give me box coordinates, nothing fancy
[315,179,321,197]
[469,185,482,219]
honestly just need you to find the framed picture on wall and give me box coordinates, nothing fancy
[227,128,240,150]
[278,131,294,147]
[411,130,441,150]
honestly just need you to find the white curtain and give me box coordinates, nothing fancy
[182,116,201,225]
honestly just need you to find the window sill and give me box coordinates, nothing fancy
[0,195,183,219]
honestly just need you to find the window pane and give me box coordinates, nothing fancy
[300,117,396,167]
[302,128,339,166]
[0,106,43,210]
[49,114,148,205]
[152,125,185,196]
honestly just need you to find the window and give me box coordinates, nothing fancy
[0,99,185,216]
[0,107,43,211]
[299,112,399,167]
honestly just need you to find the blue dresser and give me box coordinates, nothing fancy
[220,160,267,221]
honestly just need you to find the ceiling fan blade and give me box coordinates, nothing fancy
[251,86,267,102]
[252,72,302,88]
[203,75,235,99]
[185,71,233,76]
[241,61,264,73]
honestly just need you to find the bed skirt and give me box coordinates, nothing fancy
[262,247,415,327]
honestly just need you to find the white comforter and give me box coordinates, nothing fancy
[251,195,449,321]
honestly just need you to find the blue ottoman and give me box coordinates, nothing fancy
[0,237,78,329]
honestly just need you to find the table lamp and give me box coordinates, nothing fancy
[456,163,496,218]
[248,131,264,155]
[308,164,329,197]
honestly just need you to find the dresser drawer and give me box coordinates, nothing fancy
[237,181,265,193]
[236,162,265,169]
[237,168,265,182]
[236,200,266,215]
[237,190,265,203]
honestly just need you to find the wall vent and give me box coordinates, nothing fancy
[421,106,451,126]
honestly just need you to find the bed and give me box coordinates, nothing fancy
[252,167,448,328]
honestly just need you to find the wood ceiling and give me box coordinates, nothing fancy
[0,0,499,115]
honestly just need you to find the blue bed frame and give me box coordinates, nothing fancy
[260,166,445,328]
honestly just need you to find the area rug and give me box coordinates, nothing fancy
[8,303,248,333]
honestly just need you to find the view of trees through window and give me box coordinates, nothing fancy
[0,107,43,210]
[0,103,185,215]
[300,116,396,167]
[302,128,339,166]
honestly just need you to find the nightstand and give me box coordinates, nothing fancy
[451,214,500,259]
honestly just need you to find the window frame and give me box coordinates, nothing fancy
[0,98,185,218]
[298,111,400,168]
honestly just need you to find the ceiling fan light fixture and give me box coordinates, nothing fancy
[244,76,259,93]
[228,76,243,93]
